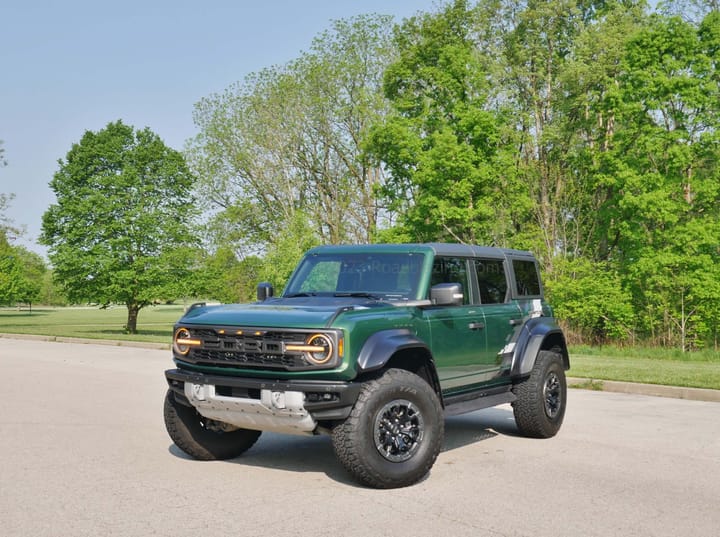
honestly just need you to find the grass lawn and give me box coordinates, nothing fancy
[569,346,720,390]
[0,305,184,344]
[2,307,719,390]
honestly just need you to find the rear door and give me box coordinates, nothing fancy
[473,257,522,377]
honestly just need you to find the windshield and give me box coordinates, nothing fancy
[284,252,426,301]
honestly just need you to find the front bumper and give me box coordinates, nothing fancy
[165,369,362,435]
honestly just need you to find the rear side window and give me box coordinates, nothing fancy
[512,259,541,297]
[473,259,508,304]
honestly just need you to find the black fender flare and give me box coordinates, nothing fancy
[356,329,432,373]
[510,317,570,378]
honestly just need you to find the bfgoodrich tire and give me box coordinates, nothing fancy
[511,350,567,438]
[163,389,261,460]
[331,368,444,489]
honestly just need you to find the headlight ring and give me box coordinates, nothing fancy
[304,333,334,365]
[173,327,201,355]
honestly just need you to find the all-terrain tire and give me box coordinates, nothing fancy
[512,350,567,438]
[163,389,261,460]
[331,368,444,489]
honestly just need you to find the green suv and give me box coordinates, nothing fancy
[164,243,569,488]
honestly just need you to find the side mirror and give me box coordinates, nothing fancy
[430,283,463,306]
[256,282,274,302]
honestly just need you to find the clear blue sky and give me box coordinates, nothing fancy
[1,0,441,257]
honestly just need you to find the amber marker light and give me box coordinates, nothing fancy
[285,343,327,352]
[173,327,202,355]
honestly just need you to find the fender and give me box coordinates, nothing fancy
[509,317,570,378]
[356,329,431,373]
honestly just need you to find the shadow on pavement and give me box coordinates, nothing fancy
[166,406,519,487]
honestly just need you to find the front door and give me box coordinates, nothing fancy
[424,256,490,391]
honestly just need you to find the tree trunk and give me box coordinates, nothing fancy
[126,303,140,334]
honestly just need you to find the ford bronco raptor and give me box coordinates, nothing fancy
[164,243,569,488]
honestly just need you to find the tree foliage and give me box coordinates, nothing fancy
[607,12,720,349]
[0,193,16,238]
[41,120,197,332]
[0,232,46,308]
[11,246,46,307]
[188,14,395,278]
[366,1,720,349]
[1,141,20,239]
[0,232,24,305]
[366,0,524,245]
[181,3,720,349]
[545,257,634,343]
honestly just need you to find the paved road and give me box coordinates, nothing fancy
[1,339,718,537]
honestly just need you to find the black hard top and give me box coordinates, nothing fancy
[306,243,535,260]
[423,242,534,259]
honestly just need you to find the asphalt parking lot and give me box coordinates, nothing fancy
[1,338,718,537]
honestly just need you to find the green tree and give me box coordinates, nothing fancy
[508,1,647,339]
[555,0,646,261]
[1,141,20,238]
[1,144,20,238]
[188,14,394,264]
[367,1,720,349]
[367,0,527,245]
[0,232,24,305]
[0,178,32,307]
[0,193,16,238]
[188,247,264,304]
[545,257,634,343]
[41,120,198,333]
[605,13,720,348]
[12,246,46,310]
[496,0,646,269]
[256,211,322,291]
[180,1,720,348]
[39,269,68,306]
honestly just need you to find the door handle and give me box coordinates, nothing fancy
[468,322,485,330]
[509,318,522,326]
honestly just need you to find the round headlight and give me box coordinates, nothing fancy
[305,333,334,365]
[174,327,194,355]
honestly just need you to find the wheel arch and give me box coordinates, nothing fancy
[356,329,442,405]
[510,318,570,379]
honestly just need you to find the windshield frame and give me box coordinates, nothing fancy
[283,251,429,302]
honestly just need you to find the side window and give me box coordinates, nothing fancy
[512,259,541,297]
[473,259,508,304]
[431,257,470,305]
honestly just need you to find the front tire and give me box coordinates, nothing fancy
[163,389,261,460]
[512,350,567,438]
[331,369,444,489]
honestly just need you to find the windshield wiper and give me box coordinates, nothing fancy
[333,292,382,300]
[284,292,317,298]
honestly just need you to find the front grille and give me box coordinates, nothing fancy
[176,325,338,371]
[192,349,302,369]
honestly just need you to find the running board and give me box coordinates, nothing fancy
[443,389,516,417]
